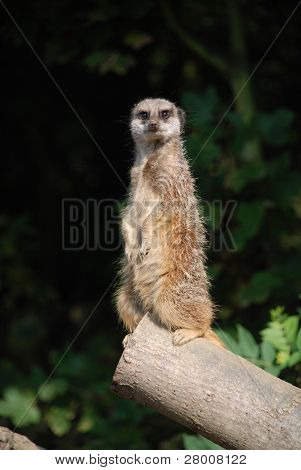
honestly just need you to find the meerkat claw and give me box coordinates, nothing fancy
[173,328,202,346]
[122,334,131,348]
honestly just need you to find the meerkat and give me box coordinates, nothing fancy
[115,98,224,348]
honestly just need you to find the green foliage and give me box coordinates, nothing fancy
[182,433,223,450]
[261,307,301,368]
[217,303,301,376]
[236,324,259,359]
[0,334,154,448]
[45,407,75,437]
[0,388,40,427]
[39,379,69,402]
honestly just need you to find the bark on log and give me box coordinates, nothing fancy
[112,314,301,450]
[0,426,40,450]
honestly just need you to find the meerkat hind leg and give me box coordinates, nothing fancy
[173,327,208,346]
[116,284,144,342]
[116,285,144,333]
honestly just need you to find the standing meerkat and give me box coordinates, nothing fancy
[115,98,224,348]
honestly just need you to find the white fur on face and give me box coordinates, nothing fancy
[130,98,181,144]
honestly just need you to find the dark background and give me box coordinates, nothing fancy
[1,0,301,449]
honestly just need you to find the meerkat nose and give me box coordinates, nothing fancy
[148,121,158,132]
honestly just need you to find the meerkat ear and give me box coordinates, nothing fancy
[177,107,186,132]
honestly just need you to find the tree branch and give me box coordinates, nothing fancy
[112,314,301,450]
[161,1,228,74]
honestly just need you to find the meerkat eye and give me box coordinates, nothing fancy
[161,109,171,119]
[137,111,149,120]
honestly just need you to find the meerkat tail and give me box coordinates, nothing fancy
[203,329,225,348]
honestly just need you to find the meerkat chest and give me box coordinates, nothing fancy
[132,167,159,220]
[122,163,160,262]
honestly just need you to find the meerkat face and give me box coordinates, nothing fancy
[130,98,185,144]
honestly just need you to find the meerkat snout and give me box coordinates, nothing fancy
[148,120,159,132]
[130,98,185,144]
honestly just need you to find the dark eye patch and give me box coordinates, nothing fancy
[160,109,171,119]
[137,111,149,120]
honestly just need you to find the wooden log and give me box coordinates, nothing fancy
[112,314,301,449]
[0,426,40,450]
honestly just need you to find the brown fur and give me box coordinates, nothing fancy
[115,98,224,348]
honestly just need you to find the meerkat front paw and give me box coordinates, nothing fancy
[139,240,150,260]
[172,328,204,346]
[125,246,134,262]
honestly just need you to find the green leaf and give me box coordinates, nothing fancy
[45,407,74,436]
[276,350,290,366]
[183,434,223,450]
[216,330,241,355]
[264,365,282,377]
[124,32,152,50]
[270,306,286,321]
[261,323,289,351]
[260,341,275,363]
[38,379,68,402]
[0,387,41,426]
[283,316,299,345]
[237,325,259,359]
[77,408,95,433]
[287,351,301,367]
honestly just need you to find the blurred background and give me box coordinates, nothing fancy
[1,0,301,450]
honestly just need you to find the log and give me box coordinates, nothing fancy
[112,314,301,449]
[0,426,40,450]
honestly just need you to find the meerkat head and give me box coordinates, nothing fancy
[130,98,185,145]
